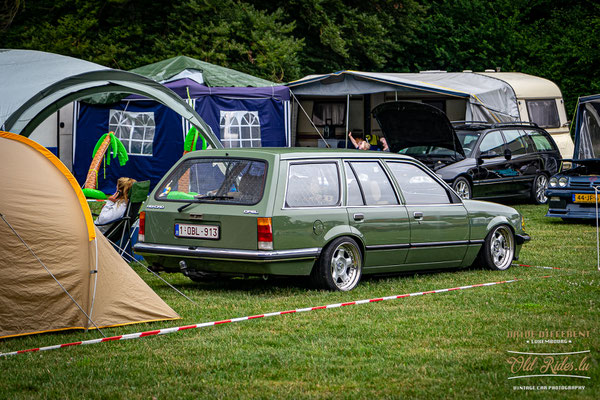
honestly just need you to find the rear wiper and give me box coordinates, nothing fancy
[195,195,234,200]
[177,201,197,213]
[177,195,235,213]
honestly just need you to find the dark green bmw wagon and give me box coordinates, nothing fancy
[133,148,530,291]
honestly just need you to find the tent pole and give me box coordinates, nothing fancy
[87,238,100,329]
[289,91,330,148]
[345,95,350,149]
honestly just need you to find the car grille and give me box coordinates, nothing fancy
[570,181,600,189]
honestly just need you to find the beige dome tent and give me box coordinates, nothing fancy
[0,131,179,339]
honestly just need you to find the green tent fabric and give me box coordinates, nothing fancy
[84,56,276,105]
[131,55,276,87]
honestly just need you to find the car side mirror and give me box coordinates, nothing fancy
[504,149,512,160]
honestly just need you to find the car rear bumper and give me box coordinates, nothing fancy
[133,242,321,262]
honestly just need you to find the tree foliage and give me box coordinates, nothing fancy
[1,0,598,114]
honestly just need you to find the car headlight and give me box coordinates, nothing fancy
[558,177,568,187]
[549,177,558,187]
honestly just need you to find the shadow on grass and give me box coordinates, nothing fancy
[147,265,484,295]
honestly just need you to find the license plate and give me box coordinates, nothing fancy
[175,223,219,239]
[573,193,600,203]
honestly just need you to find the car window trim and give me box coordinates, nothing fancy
[283,159,343,209]
[384,160,460,205]
[475,129,507,158]
[499,129,528,156]
[345,159,401,206]
[345,162,367,206]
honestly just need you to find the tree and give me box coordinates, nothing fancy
[0,0,304,82]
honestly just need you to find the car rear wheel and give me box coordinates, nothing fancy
[452,177,472,200]
[480,225,515,271]
[531,174,549,204]
[312,237,362,291]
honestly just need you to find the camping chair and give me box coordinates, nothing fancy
[95,180,150,256]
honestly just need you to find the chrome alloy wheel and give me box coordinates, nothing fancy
[534,174,548,204]
[330,241,362,291]
[489,226,514,270]
[454,179,471,199]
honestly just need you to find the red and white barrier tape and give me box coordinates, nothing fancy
[513,263,561,270]
[0,277,547,358]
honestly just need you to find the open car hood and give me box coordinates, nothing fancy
[372,101,465,157]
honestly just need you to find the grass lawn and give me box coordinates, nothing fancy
[1,204,598,399]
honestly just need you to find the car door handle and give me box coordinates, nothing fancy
[413,212,424,220]
[353,213,364,221]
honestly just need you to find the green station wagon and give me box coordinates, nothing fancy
[133,148,530,291]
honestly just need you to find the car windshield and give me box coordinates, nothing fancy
[155,158,267,205]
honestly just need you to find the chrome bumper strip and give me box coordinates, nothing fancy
[133,243,321,261]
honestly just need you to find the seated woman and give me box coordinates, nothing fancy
[95,177,136,233]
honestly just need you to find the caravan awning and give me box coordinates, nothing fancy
[287,71,520,122]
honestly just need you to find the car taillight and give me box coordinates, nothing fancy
[257,217,273,250]
[138,211,145,242]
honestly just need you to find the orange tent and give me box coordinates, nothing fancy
[0,131,179,339]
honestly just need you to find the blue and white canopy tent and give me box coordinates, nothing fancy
[74,56,290,194]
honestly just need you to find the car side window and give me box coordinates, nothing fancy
[344,163,365,206]
[387,162,451,205]
[478,130,505,156]
[502,129,527,155]
[525,129,556,152]
[348,162,398,206]
[286,162,340,207]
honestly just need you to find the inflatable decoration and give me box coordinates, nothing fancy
[178,127,208,191]
[82,132,129,199]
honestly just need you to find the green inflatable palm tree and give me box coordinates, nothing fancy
[82,132,129,199]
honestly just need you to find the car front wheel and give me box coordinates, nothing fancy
[312,237,362,291]
[531,174,549,204]
[480,225,515,271]
[452,177,472,200]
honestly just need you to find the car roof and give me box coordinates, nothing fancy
[184,147,417,161]
[452,121,541,132]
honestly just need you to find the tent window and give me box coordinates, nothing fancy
[526,99,560,128]
[312,102,345,126]
[109,110,155,156]
[220,111,261,148]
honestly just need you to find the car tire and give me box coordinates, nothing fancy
[531,174,549,204]
[479,225,515,271]
[311,237,362,291]
[452,176,472,200]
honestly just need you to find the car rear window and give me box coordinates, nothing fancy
[155,158,267,205]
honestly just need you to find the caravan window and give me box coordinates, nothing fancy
[220,111,262,148]
[312,102,346,127]
[526,100,560,129]
[109,110,155,156]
